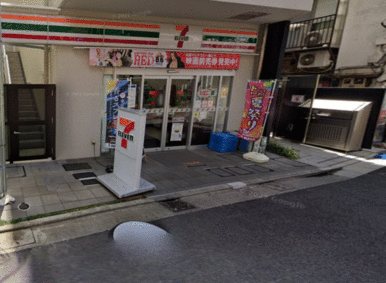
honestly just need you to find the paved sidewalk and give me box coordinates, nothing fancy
[1,139,385,253]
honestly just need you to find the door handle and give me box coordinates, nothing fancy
[14,131,20,134]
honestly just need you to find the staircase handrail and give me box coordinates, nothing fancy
[2,45,11,84]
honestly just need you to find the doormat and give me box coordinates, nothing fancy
[81,179,100,186]
[206,168,235,177]
[159,199,196,212]
[224,166,254,175]
[183,161,205,167]
[73,172,96,180]
[6,166,26,178]
[63,163,92,171]
[242,164,272,173]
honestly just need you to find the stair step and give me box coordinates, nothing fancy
[18,111,40,118]
[19,105,36,111]
[19,132,44,140]
[19,139,45,149]
[19,148,46,157]
[19,125,44,132]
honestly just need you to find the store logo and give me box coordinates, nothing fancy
[118,117,135,148]
[175,25,190,48]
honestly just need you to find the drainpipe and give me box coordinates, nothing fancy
[0,4,8,201]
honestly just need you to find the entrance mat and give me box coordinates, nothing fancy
[159,199,196,212]
[81,179,100,186]
[242,164,272,173]
[63,163,92,171]
[73,172,97,179]
[224,166,254,175]
[206,168,235,177]
[6,166,26,178]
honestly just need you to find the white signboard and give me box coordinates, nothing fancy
[97,108,155,198]
[128,84,136,108]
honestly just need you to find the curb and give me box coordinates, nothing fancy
[0,165,341,234]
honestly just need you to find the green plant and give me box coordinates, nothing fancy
[266,141,300,160]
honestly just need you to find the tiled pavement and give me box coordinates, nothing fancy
[1,148,317,221]
[4,141,382,222]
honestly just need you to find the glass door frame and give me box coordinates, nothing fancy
[143,75,196,151]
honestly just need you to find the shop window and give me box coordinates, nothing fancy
[191,76,220,145]
[215,76,233,132]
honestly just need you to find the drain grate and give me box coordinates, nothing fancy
[18,203,30,211]
[63,163,92,171]
[73,172,97,179]
[242,164,272,173]
[81,179,100,186]
[160,199,195,212]
[224,166,253,175]
[206,168,235,177]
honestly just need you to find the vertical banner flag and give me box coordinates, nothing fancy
[238,80,275,141]
[105,80,130,148]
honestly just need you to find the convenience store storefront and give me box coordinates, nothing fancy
[0,0,313,160]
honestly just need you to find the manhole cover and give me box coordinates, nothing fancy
[160,199,195,212]
[18,203,30,211]
[81,179,100,185]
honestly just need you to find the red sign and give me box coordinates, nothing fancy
[166,51,240,70]
[90,48,240,70]
[119,118,135,148]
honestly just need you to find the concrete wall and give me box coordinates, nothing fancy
[226,55,254,132]
[17,47,45,84]
[53,46,105,160]
[314,0,339,17]
[336,0,386,68]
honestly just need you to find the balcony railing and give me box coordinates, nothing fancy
[286,14,337,50]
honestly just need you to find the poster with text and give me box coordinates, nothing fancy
[105,80,129,148]
[90,48,240,70]
[238,80,275,142]
[171,123,184,141]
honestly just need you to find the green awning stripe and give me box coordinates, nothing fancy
[49,25,104,35]
[104,29,159,38]
[2,22,47,32]
[2,22,159,39]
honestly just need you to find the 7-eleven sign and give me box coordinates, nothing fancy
[118,117,135,149]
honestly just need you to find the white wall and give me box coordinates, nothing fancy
[314,0,339,18]
[336,0,386,68]
[17,47,44,84]
[226,55,255,132]
[54,46,105,160]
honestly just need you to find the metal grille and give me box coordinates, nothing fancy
[307,124,347,142]
[286,14,336,50]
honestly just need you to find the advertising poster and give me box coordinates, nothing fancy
[90,48,133,67]
[171,123,184,141]
[238,80,275,141]
[90,48,241,70]
[105,80,130,148]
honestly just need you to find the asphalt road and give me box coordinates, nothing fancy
[1,167,386,283]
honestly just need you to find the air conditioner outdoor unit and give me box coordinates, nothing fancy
[298,50,332,69]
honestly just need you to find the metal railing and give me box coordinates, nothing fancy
[2,45,12,84]
[286,14,337,50]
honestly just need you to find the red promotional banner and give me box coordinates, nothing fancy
[166,51,240,69]
[238,80,275,141]
[90,48,240,70]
